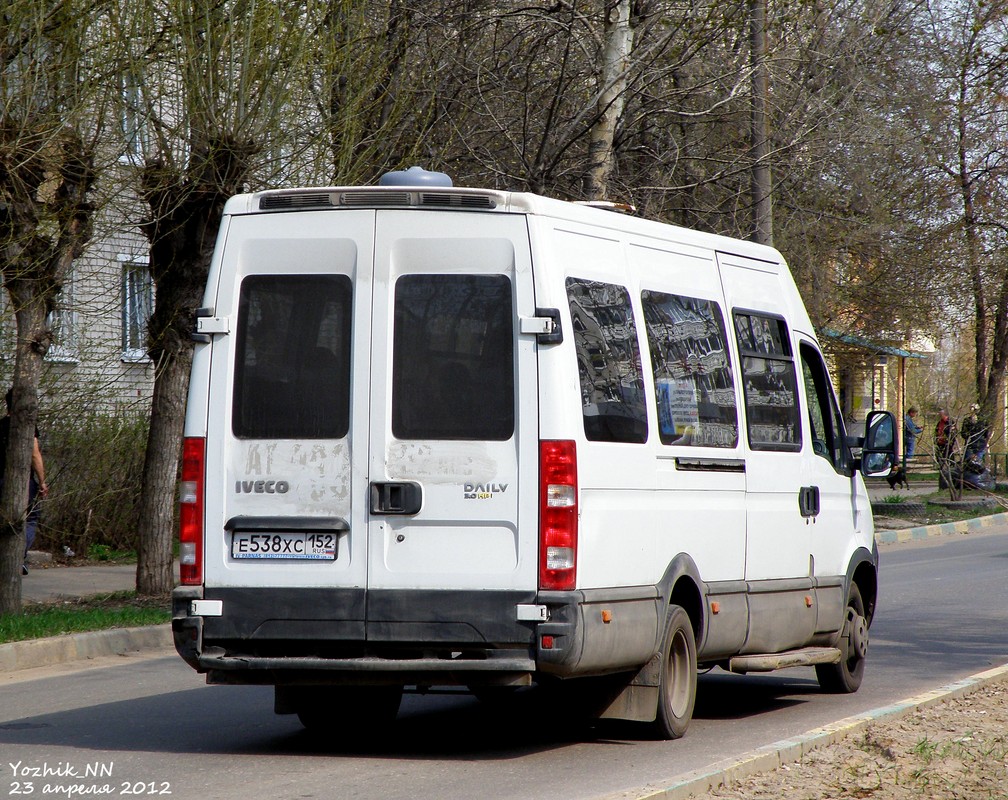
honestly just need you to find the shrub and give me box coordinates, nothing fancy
[34,410,149,556]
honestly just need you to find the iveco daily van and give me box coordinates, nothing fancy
[172,167,896,739]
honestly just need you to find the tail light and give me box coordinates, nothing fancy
[539,440,578,590]
[179,437,205,585]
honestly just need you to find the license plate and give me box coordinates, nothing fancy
[231,531,338,560]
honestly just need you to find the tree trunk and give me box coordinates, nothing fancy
[135,349,192,596]
[585,0,634,200]
[958,107,987,405]
[0,123,95,614]
[749,0,773,245]
[135,140,255,597]
[0,302,46,615]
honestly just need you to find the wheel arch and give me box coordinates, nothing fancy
[847,545,879,626]
[657,554,705,650]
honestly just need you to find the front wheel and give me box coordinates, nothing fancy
[650,604,697,740]
[816,582,868,693]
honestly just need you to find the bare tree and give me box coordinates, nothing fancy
[748,0,772,244]
[125,0,321,595]
[308,0,432,184]
[748,1,942,336]
[584,0,636,199]
[914,0,1008,426]
[0,1,102,613]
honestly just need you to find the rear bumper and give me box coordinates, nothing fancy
[172,584,660,685]
[173,585,538,685]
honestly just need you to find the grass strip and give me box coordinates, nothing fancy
[0,591,169,644]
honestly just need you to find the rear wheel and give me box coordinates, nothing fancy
[468,685,522,710]
[816,582,868,693]
[650,604,697,740]
[296,685,403,732]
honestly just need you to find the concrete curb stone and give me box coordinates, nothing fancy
[874,510,1008,544]
[0,624,172,673]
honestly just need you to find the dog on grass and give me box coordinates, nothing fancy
[886,465,908,490]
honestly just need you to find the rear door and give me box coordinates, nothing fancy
[203,210,374,605]
[365,210,539,639]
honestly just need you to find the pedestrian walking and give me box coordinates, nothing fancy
[0,389,49,575]
[903,406,923,469]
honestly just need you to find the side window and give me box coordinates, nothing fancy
[641,291,738,447]
[233,275,353,439]
[392,274,514,441]
[733,312,801,451]
[800,342,847,471]
[566,278,647,443]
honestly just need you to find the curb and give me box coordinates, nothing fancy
[625,662,1008,800]
[874,510,1008,544]
[0,624,172,673]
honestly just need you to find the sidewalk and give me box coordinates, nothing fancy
[864,478,936,500]
[864,477,1008,543]
[21,561,142,604]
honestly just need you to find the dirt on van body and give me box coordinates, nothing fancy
[705,676,1008,799]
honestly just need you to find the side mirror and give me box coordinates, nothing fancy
[860,410,896,476]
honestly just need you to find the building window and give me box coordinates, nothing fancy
[121,73,149,161]
[46,271,78,363]
[122,257,152,361]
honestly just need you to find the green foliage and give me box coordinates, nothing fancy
[35,409,148,556]
[0,592,168,643]
[85,543,136,562]
[913,736,938,762]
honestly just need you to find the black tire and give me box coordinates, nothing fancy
[296,685,403,732]
[650,604,697,740]
[816,582,868,693]
[468,685,521,709]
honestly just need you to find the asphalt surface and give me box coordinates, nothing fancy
[20,560,144,603]
[4,484,1008,800]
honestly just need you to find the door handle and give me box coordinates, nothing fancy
[799,486,820,518]
[370,482,423,515]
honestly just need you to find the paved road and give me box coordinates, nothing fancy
[3,525,1007,800]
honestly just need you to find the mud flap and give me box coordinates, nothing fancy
[598,651,662,722]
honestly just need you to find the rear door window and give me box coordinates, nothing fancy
[233,275,353,439]
[391,274,514,441]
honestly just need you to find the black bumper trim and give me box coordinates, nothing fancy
[199,653,535,673]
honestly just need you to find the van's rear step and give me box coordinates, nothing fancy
[728,647,841,674]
